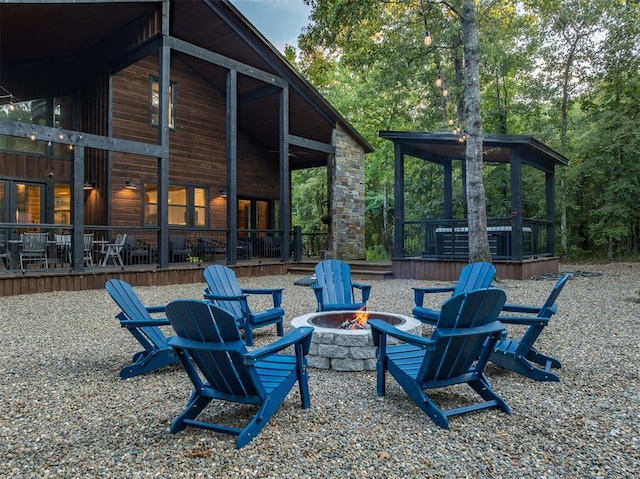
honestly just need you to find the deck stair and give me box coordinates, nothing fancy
[287,260,394,281]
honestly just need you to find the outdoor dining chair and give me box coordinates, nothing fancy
[20,232,49,270]
[100,234,127,267]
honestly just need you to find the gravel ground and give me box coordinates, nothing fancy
[1,262,639,478]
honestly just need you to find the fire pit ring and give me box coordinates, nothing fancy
[291,311,423,371]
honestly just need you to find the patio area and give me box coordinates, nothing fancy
[0,262,638,477]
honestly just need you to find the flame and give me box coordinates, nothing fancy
[353,308,369,327]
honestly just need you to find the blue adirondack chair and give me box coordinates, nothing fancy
[203,264,284,346]
[165,299,313,449]
[312,259,372,312]
[490,273,571,382]
[412,261,496,325]
[105,279,178,379]
[370,288,509,429]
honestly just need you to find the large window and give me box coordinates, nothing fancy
[144,183,207,227]
[16,183,43,224]
[0,180,67,230]
[150,76,176,129]
[0,96,74,157]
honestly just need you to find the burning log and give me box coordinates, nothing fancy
[339,309,370,330]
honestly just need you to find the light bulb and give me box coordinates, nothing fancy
[424,31,432,46]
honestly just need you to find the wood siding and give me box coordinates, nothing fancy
[110,54,281,228]
[0,152,71,182]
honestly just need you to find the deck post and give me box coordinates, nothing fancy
[226,69,238,265]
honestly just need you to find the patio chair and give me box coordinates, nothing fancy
[169,236,193,262]
[370,288,509,429]
[412,261,496,325]
[197,237,226,262]
[203,264,284,346]
[100,233,127,267]
[124,234,151,265]
[312,259,372,312]
[54,234,72,266]
[490,273,571,382]
[165,299,313,449]
[105,279,178,379]
[20,232,49,270]
[0,233,10,269]
[83,233,94,268]
[169,236,193,263]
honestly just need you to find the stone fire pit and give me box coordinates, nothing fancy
[290,311,423,371]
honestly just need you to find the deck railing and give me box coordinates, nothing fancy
[402,218,553,260]
[1,223,323,274]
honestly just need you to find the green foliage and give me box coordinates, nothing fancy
[291,167,329,234]
[292,0,640,260]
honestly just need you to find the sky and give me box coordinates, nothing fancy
[230,0,312,53]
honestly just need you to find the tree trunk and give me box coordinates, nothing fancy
[462,0,491,263]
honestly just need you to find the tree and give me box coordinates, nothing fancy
[524,0,608,259]
[460,0,492,262]
[299,0,492,261]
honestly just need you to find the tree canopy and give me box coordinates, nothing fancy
[291,0,640,260]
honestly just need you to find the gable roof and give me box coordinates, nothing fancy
[0,0,373,169]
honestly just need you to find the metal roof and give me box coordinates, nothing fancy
[379,131,569,173]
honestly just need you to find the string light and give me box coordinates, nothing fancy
[1,85,21,111]
[424,30,432,46]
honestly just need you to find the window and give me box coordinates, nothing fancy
[53,184,71,225]
[194,187,206,226]
[144,183,207,227]
[0,96,74,157]
[16,182,43,224]
[150,76,176,129]
[238,198,275,230]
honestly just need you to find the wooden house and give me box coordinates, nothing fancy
[0,0,372,283]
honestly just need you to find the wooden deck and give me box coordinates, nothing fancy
[0,256,559,296]
[0,262,290,297]
[392,256,559,281]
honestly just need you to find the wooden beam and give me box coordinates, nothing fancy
[157,32,171,268]
[393,141,404,258]
[287,134,335,154]
[205,0,337,129]
[280,85,290,262]
[226,68,238,265]
[71,145,86,272]
[166,36,286,88]
[0,120,166,158]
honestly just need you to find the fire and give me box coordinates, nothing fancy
[353,308,369,327]
[339,308,369,330]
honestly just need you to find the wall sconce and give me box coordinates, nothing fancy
[83,181,95,191]
[125,179,138,190]
[219,189,227,198]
